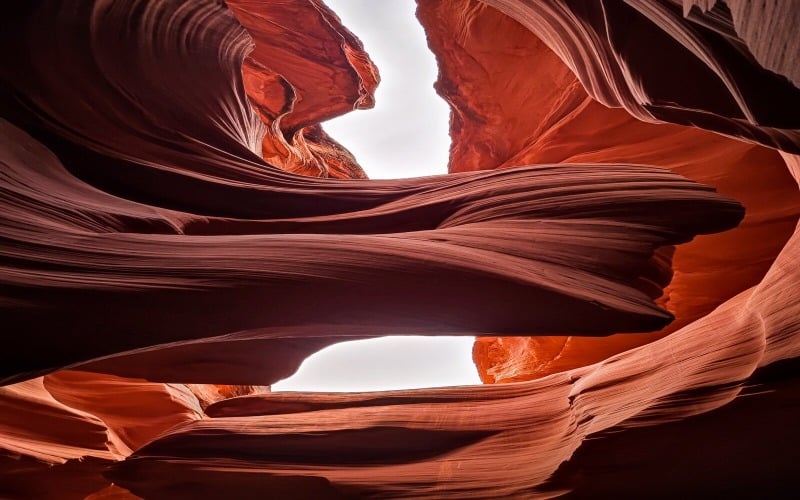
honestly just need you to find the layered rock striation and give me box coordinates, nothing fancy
[417,0,800,382]
[1,0,798,497]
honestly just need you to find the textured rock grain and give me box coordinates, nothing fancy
[1,0,798,497]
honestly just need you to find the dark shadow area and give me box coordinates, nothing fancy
[545,361,800,498]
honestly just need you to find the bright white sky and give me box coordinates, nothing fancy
[321,0,450,179]
[272,0,481,393]
[272,336,481,392]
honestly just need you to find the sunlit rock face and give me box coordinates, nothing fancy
[417,0,800,382]
[229,0,378,179]
[0,0,798,498]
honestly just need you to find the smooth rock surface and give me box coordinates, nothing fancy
[1,0,798,497]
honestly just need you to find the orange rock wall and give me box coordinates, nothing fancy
[230,0,378,178]
[418,0,800,382]
[1,0,799,497]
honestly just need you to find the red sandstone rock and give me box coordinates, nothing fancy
[228,0,378,178]
[0,118,742,385]
[0,0,799,497]
[417,0,800,382]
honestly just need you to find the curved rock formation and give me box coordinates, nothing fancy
[1,0,798,497]
[417,0,800,382]
[0,0,744,384]
[229,0,378,178]
[485,0,800,152]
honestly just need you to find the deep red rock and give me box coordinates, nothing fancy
[1,0,798,497]
[417,0,800,382]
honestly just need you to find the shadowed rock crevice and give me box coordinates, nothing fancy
[1,0,799,497]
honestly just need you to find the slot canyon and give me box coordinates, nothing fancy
[1,0,799,498]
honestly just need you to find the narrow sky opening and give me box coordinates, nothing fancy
[322,0,450,179]
[272,336,481,392]
[273,1,480,393]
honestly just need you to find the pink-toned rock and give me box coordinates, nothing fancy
[417,0,800,382]
[1,0,798,497]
